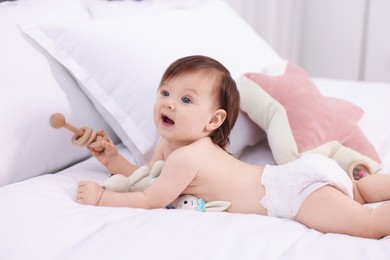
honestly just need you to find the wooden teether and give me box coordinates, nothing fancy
[49,113,103,151]
[347,160,372,180]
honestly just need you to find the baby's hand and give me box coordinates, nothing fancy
[89,130,119,167]
[77,181,105,206]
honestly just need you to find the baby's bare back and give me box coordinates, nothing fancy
[178,138,267,215]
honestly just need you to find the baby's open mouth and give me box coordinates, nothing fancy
[162,115,175,125]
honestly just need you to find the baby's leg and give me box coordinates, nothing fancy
[355,173,390,203]
[295,185,390,239]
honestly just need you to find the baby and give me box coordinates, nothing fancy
[77,55,390,239]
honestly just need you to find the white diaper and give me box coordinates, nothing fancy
[261,154,353,220]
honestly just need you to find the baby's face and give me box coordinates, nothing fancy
[153,72,219,145]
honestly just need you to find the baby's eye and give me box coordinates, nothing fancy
[181,97,192,104]
[161,90,169,97]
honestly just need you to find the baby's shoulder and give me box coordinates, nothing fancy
[180,137,215,153]
[169,144,198,161]
[167,139,208,162]
[161,146,201,176]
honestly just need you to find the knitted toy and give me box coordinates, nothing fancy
[104,160,164,192]
[49,113,103,151]
[168,194,231,212]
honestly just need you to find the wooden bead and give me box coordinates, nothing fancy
[49,113,102,150]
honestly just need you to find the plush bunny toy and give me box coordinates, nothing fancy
[168,194,231,212]
[104,161,231,212]
[103,160,164,192]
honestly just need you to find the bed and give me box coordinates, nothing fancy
[1,0,390,259]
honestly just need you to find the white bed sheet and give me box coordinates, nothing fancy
[1,143,390,260]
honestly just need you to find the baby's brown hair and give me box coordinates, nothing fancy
[160,55,240,148]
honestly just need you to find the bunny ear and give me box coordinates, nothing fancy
[127,166,150,186]
[204,201,231,212]
[150,160,164,179]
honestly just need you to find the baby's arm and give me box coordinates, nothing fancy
[91,133,166,176]
[77,149,197,209]
[89,130,138,176]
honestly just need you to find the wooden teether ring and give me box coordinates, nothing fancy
[348,160,372,180]
[89,135,104,151]
[72,127,94,147]
[49,113,103,151]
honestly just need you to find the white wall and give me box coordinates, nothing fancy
[223,0,389,83]
[364,0,390,82]
[299,0,366,80]
[223,0,303,63]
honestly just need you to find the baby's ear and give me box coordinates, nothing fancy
[206,109,227,131]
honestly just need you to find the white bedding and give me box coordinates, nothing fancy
[1,0,390,259]
[1,143,390,260]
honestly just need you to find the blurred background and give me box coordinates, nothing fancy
[224,0,389,83]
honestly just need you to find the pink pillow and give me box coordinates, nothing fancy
[238,61,381,177]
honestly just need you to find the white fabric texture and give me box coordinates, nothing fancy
[22,0,281,164]
[86,0,208,18]
[227,111,266,157]
[261,154,353,219]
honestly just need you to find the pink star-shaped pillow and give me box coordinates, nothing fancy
[238,61,381,178]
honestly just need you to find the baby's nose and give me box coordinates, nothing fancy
[165,100,175,110]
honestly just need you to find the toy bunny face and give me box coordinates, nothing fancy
[169,194,231,212]
[173,195,199,210]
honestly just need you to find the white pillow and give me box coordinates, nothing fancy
[86,0,210,19]
[0,0,90,25]
[227,111,266,157]
[0,0,119,186]
[24,0,281,164]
